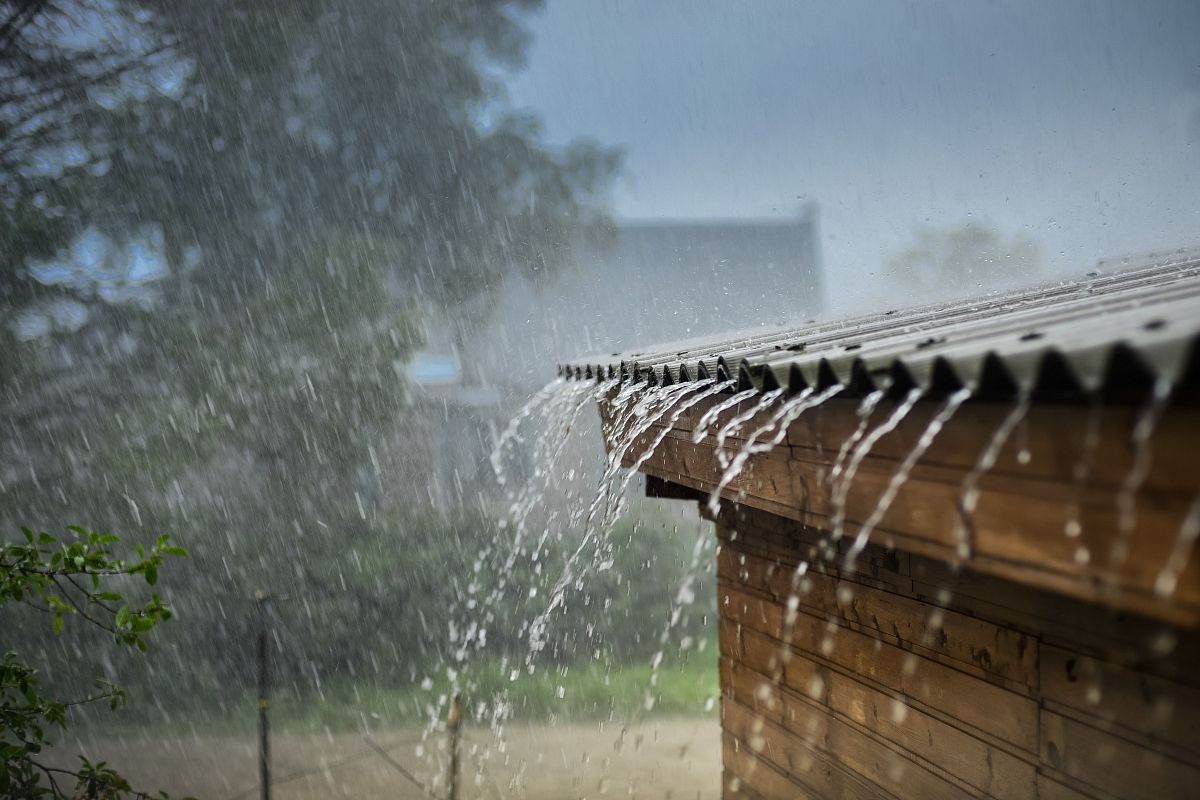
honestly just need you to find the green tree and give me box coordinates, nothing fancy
[2,0,622,699]
[0,1,184,388]
[0,525,188,798]
[3,0,620,514]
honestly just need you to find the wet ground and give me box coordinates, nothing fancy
[55,718,720,799]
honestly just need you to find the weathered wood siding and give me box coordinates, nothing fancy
[601,392,1200,625]
[715,503,1200,800]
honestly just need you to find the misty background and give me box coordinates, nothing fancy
[511,0,1200,296]
[2,1,1198,797]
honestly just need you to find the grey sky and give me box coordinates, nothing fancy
[506,0,1200,311]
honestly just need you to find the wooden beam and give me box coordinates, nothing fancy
[644,474,706,502]
[599,391,1200,626]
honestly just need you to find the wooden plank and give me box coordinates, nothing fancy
[624,393,1200,494]
[1040,708,1200,800]
[1040,645,1200,765]
[718,546,1038,688]
[645,474,706,501]
[909,556,1200,681]
[723,702,894,800]
[716,510,914,594]
[723,655,1036,798]
[1035,773,1107,800]
[668,428,1198,602]
[721,766,769,799]
[718,587,1040,754]
[634,428,1200,625]
[726,663,986,800]
[722,734,821,799]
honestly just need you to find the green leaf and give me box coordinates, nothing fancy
[52,615,64,635]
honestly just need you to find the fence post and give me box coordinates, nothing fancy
[256,591,271,800]
[447,692,463,800]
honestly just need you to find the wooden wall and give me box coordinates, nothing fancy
[714,502,1200,800]
[604,393,1200,626]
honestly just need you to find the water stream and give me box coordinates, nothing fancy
[828,387,924,544]
[828,390,885,492]
[693,388,760,444]
[1063,399,1103,540]
[713,388,785,468]
[1112,378,1173,566]
[450,379,602,673]
[1155,494,1200,597]
[843,388,971,571]
[490,378,568,488]
[954,392,1031,562]
[600,378,733,529]
[464,370,1188,796]
[706,385,843,517]
[533,380,717,657]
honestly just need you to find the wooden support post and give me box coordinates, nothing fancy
[447,693,463,800]
[256,591,271,800]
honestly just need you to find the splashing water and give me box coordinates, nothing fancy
[1155,494,1200,597]
[494,381,604,578]
[692,388,759,443]
[828,390,885,490]
[843,388,971,571]
[600,378,734,528]
[585,380,708,528]
[533,380,717,656]
[416,376,612,793]
[639,520,718,716]
[955,392,1031,561]
[445,376,731,787]
[496,381,603,543]
[714,388,785,468]
[1063,399,1103,539]
[450,379,602,670]
[490,377,566,487]
[706,385,844,517]
[1112,378,1173,565]
[829,387,924,543]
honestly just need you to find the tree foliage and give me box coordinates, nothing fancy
[0,526,188,799]
[1,0,628,723]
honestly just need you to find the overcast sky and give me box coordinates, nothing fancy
[506,0,1200,310]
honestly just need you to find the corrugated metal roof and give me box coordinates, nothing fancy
[558,249,1200,402]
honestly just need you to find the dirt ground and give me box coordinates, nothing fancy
[53,718,720,800]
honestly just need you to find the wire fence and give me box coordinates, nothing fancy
[225,730,441,800]
[229,594,459,800]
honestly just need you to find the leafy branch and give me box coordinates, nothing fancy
[0,525,192,799]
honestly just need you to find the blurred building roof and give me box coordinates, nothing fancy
[559,248,1200,403]
[478,209,823,386]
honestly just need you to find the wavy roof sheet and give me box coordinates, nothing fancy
[558,249,1200,403]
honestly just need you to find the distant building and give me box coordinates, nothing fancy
[476,206,824,387]
[389,209,825,508]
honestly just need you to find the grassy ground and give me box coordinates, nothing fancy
[80,650,719,740]
[299,651,720,732]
